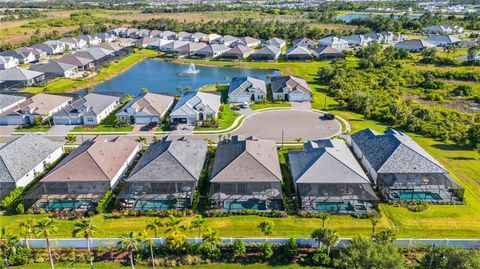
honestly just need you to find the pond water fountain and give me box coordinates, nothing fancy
[178,63,199,76]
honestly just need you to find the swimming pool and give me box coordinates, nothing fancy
[396,191,441,201]
[223,200,267,211]
[37,199,92,210]
[315,201,355,212]
[134,200,176,211]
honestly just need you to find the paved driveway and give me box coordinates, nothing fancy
[46,125,77,136]
[233,110,341,141]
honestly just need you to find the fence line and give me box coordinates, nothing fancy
[19,238,480,249]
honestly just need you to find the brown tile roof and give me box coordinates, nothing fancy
[0,93,72,116]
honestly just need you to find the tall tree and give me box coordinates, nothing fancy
[319,212,330,230]
[0,227,18,269]
[117,231,142,269]
[311,228,339,255]
[258,222,273,240]
[19,218,36,249]
[146,218,163,238]
[73,219,97,269]
[140,230,156,269]
[34,218,58,269]
[191,215,206,238]
[202,227,220,251]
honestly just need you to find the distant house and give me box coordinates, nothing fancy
[32,41,64,55]
[188,32,207,42]
[161,31,177,40]
[201,33,223,44]
[0,68,46,90]
[16,47,47,61]
[170,91,221,125]
[126,28,139,38]
[210,136,283,212]
[228,77,267,104]
[172,42,207,57]
[59,38,80,50]
[292,38,316,48]
[73,47,114,68]
[159,40,189,52]
[264,37,286,48]
[377,31,405,44]
[220,35,240,47]
[395,39,436,52]
[318,36,348,51]
[193,44,230,59]
[351,128,464,203]
[138,29,151,38]
[52,93,119,125]
[251,45,281,61]
[271,76,311,102]
[285,46,312,61]
[135,37,158,48]
[110,27,127,37]
[119,137,208,210]
[219,45,254,60]
[147,39,173,50]
[149,30,162,38]
[341,34,373,47]
[52,55,94,71]
[0,133,64,199]
[0,93,72,125]
[288,139,378,213]
[0,51,36,64]
[176,32,191,41]
[0,94,26,114]
[95,32,115,42]
[235,36,261,48]
[423,24,464,34]
[29,62,78,79]
[0,56,19,70]
[115,93,175,124]
[426,35,461,47]
[312,46,345,60]
[35,136,141,211]
[92,42,129,58]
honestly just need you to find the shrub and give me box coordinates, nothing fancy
[95,190,113,213]
[7,247,31,266]
[16,203,25,214]
[284,238,299,258]
[259,241,273,259]
[0,187,24,209]
[312,246,331,266]
[452,85,474,97]
[232,239,246,259]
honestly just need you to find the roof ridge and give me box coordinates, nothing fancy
[43,143,91,180]
[85,147,112,181]
[325,150,369,183]
[211,147,246,181]
[167,146,198,182]
[294,150,324,183]
[0,155,15,183]
[245,147,282,182]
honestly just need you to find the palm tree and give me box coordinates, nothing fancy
[318,212,330,230]
[73,219,97,269]
[258,222,273,240]
[34,217,58,269]
[65,134,77,145]
[191,215,206,238]
[140,230,156,269]
[184,86,192,93]
[311,228,338,255]
[176,86,183,96]
[136,136,147,147]
[117,231,141,269]
[152,136,159,143]
[370,218,379,237]
[19,218,36,249]
[141,88,149,94]
[163,216,186,235]
[42,113,51,127]
[146,218,163,238]
[202,227,220,251]
[0,227,18,269]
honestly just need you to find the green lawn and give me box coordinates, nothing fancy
[14,124,51,133]
[23,49,160,94]
[195,104,240,131]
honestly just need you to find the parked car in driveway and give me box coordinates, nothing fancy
[324,113,335,120]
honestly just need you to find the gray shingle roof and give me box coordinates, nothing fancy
[210,136,282,183]
[0,68,44,81]
[117,93,174,117]
[0,133,63,183]
[228,76,267,96]
[285,46,311,56]
[288,139,370,184]
[253,45,281,56]
[351,128,448,174]
[29,61,77,73]
[271,76,312,94]
[127,138,208,183]
[0,94,25,111]
[170,91,220,118]
[53,93,118,117]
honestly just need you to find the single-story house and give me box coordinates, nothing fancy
[80,35,101,45]
[170,91,221,125]
[235,36,261,48]
[16,47,47,61]
[219,45,254,60]
[161,31,177,40]
[59,38,83,50]
[0,94,26,114]
[219,35,240,47]
[0,68,46,90]
[149,30,162,38]
[312,46,345,60]
[172,42,207,57]
[351,128,464,203]
[176,32,191,41]
[210,136,283,212]
[138,29,151,38]
[126,28,139,38]
[115,93,175,124]
[285,46,312,61]
[35,136,141,211]
[425,35,461,47]
[95,32,115,42]
[341,34,373,47]
[394,39,436,52]
[73,47,114,68]
[251,45,281,61]
[0,93,72,125]
[228,76,267,103]
[271,75,312,102]
[201,33,222,44]
[52,93,119,125]
[318,36,349,51]
[423,24,464,34]
[0,133,64,199]
[292,37,316,48]
[264,37,286,48]
[159,40,189,52]
[188,32,207,42]
[110,27,128,37]
[38,41,65,54]
[0,56,19,70]
[135,37,158,48]
[119,137,208,211]
[29,62,78,79]
[192,44,230,59]
[288,139,378,213]
[51,55,94,71]
[0,51,36,64]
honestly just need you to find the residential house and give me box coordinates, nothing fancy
[0,68,45,89]
[0,134,64,199]
[210,136,283,211]
[92,42,128,58]
[0,94,26,114]
[126,28,140,38]
[58,38,80,50]
[220,35,240,47]
[16,47,47,61]
[228,76,267,104]
[264,37,286,48]
[111,27,128,37]
[288,139,378,213]
[285,46,312,61]
[219,45,254,60]
[149,30,162,38]
[138,29,151,38]
[0,56,19,70]
[29,62,78,79]
[35,41,65,54]
[312,46,345,60]
[73,47,114,68]
[251,45,281,61]
[423,24,464,34]
[201,33,222,44]
[318,36,348,51]
[351,128,464,203]
[192,44,230,59]
[426,35,461,47]
[0,51,36,64]
[159,40,189,52]
[0,93,72,125]
[172,42,207,57]
[95,32,115,42]
[377,31,405,44]
[188,32,207,42]
[395,39,436,52]
[35,136,141,211]
[176,32,192,41]
[161,31,177,40]
[119,137,208,210]
[341,34,373,47]
[52,93,119,125]
[78,35,102,46]
[292,38,316,48]
[235,36,261,48]
[170,91,220,125]
[52,55,94,71]
[147,39,173,51]
[115,93,175,124]
[271,76,312,102]
[135,37,158,48]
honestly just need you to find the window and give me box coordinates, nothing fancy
[86,118,94,123]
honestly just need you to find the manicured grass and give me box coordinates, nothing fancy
[195,104,240,131]
[14,125,51,133]
[23,49,160,94]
